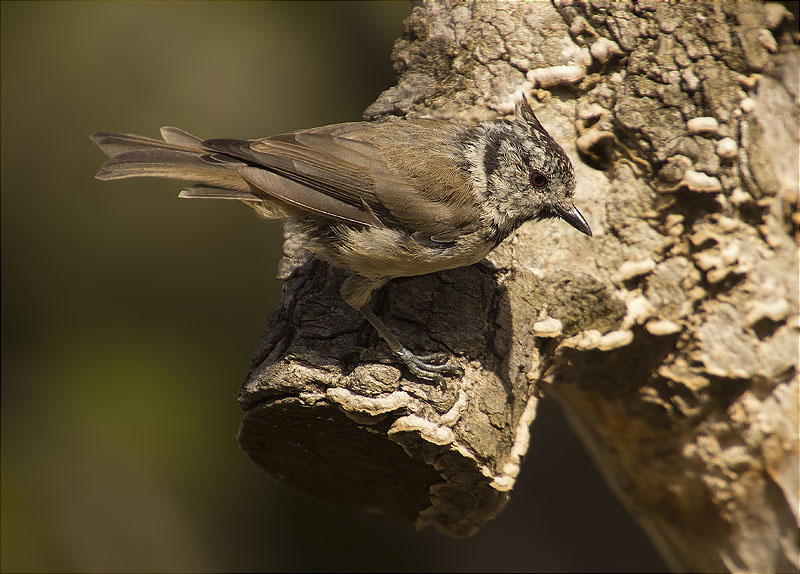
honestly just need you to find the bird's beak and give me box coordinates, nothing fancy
[557,204,592,236]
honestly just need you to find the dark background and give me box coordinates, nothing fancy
[1,2,667,571]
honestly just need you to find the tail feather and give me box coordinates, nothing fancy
[90,131,195,157]
[177,184,289,219]
[91,127,293,219]
[91,128,251,193]
[159,126,203,148]
[178,184,262,201]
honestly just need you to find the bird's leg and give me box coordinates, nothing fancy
[358,306,463,383]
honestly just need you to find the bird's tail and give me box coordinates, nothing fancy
[90,127,285,217]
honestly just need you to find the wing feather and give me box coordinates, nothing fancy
[201,121,481,239]
[239,167,384,228]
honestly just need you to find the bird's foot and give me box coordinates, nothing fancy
[395,348,464,385]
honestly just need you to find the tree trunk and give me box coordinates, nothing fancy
[237,2,799,571]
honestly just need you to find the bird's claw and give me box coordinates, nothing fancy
[396,348,464,385]
[414,352,450,365]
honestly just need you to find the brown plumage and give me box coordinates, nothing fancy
[91,100,591,382]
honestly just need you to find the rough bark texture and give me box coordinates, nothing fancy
[238,2,799,571]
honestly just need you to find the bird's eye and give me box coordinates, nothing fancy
[530,171,547,188]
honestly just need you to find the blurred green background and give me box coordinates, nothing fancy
[1,2,666,572]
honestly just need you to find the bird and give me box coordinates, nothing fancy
[91,98,591,383]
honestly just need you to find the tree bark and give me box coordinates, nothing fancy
[238,2,799,571]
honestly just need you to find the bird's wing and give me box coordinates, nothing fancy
[201,121,481,240]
